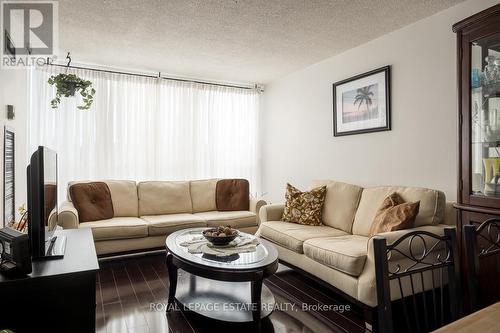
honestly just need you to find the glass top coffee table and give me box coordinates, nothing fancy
[165,228,279,330]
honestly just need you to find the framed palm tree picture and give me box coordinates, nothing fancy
[333,66,391,136]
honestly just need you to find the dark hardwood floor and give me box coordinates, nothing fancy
[96,253,367,333]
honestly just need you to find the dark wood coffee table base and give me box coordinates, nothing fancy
[166,251,278,332]
[174,270,276,322]
[165,229,279,332]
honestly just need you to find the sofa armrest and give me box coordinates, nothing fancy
[250,198,267,214]
[444,201,457,226]
[255,203,284,237]
[250,198,267,224]
[259,203,284,223]
[357,224,452,307]
[58,201,79,229]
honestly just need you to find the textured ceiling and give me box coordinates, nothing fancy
[56,0,464,84]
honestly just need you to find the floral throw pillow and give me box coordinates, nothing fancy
[282,183,327,226]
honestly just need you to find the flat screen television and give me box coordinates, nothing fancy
[27,146,65,259]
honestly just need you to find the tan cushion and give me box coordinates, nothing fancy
[303,235,368,277]
[69,182,114,222]
[138,181,192,215]
[141,214,206,236]
[311,180,363,233]
[216,179,250,211]
[94,235,166,255]
[353,186,446,236]
[259,221,348,253]
[369,193,420,236]
[106,180,139,217]
[273,243,360,302]
[67,180,138,217]
[282,183,327,226]
[190,179,218,213]
[79,217,148,241]
[194,211,257,228]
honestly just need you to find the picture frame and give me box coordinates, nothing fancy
[333,65,391,136]
[4,126,15,227]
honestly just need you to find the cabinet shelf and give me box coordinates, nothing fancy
[472,141,500,146]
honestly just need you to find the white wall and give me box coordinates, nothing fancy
[261,0,500,203]
[0,69,28,224]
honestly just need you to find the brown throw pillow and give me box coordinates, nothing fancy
[69,182,114,222]
[216,179,250,211]
[369,192,420,236]
[282,183,327,226]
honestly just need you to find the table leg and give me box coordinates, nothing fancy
[251,271,264,332]
[166,252,178,312]
[189,273,196,293]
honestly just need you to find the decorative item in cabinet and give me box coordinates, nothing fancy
[481,55,500,86]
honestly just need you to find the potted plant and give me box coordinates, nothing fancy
[48,73,96,110]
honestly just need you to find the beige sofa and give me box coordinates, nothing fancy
[257,180,456,317]
[59,179,265,255]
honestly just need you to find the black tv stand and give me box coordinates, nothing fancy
[0,229,99,333]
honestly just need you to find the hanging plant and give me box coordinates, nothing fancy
[48,73,96,110]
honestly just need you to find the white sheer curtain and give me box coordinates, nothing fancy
[28,67,260,201]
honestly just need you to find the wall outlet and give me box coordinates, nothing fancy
[6,105,14,120]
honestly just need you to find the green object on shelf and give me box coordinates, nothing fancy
[48,73,96,110]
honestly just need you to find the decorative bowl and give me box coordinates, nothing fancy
[202,228,239,246]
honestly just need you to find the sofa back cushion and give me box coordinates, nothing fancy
[138,181,192,215]
[106,180,139,217]
[68,180,138,217]
[69,182,114,222]
[190,179,218,213]
[311,180,363,233]
[216,179,250,211]
[352,186,446,236]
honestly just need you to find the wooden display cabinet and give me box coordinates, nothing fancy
[453,3,500,311]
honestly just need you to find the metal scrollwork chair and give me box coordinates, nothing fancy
[374,227,462,333]
[464,218,500,312]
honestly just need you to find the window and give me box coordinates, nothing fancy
[29,67,261,201]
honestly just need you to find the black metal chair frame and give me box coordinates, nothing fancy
[374,227,461,333]
[464,218,500,312]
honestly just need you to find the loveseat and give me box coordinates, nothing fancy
[59,179,265,255]
[257,180,456,325]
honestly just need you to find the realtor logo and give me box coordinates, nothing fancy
[1,1,58,68]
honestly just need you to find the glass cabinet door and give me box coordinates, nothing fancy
[471,32,500,197]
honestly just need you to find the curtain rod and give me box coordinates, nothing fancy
[45,63,256,90]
